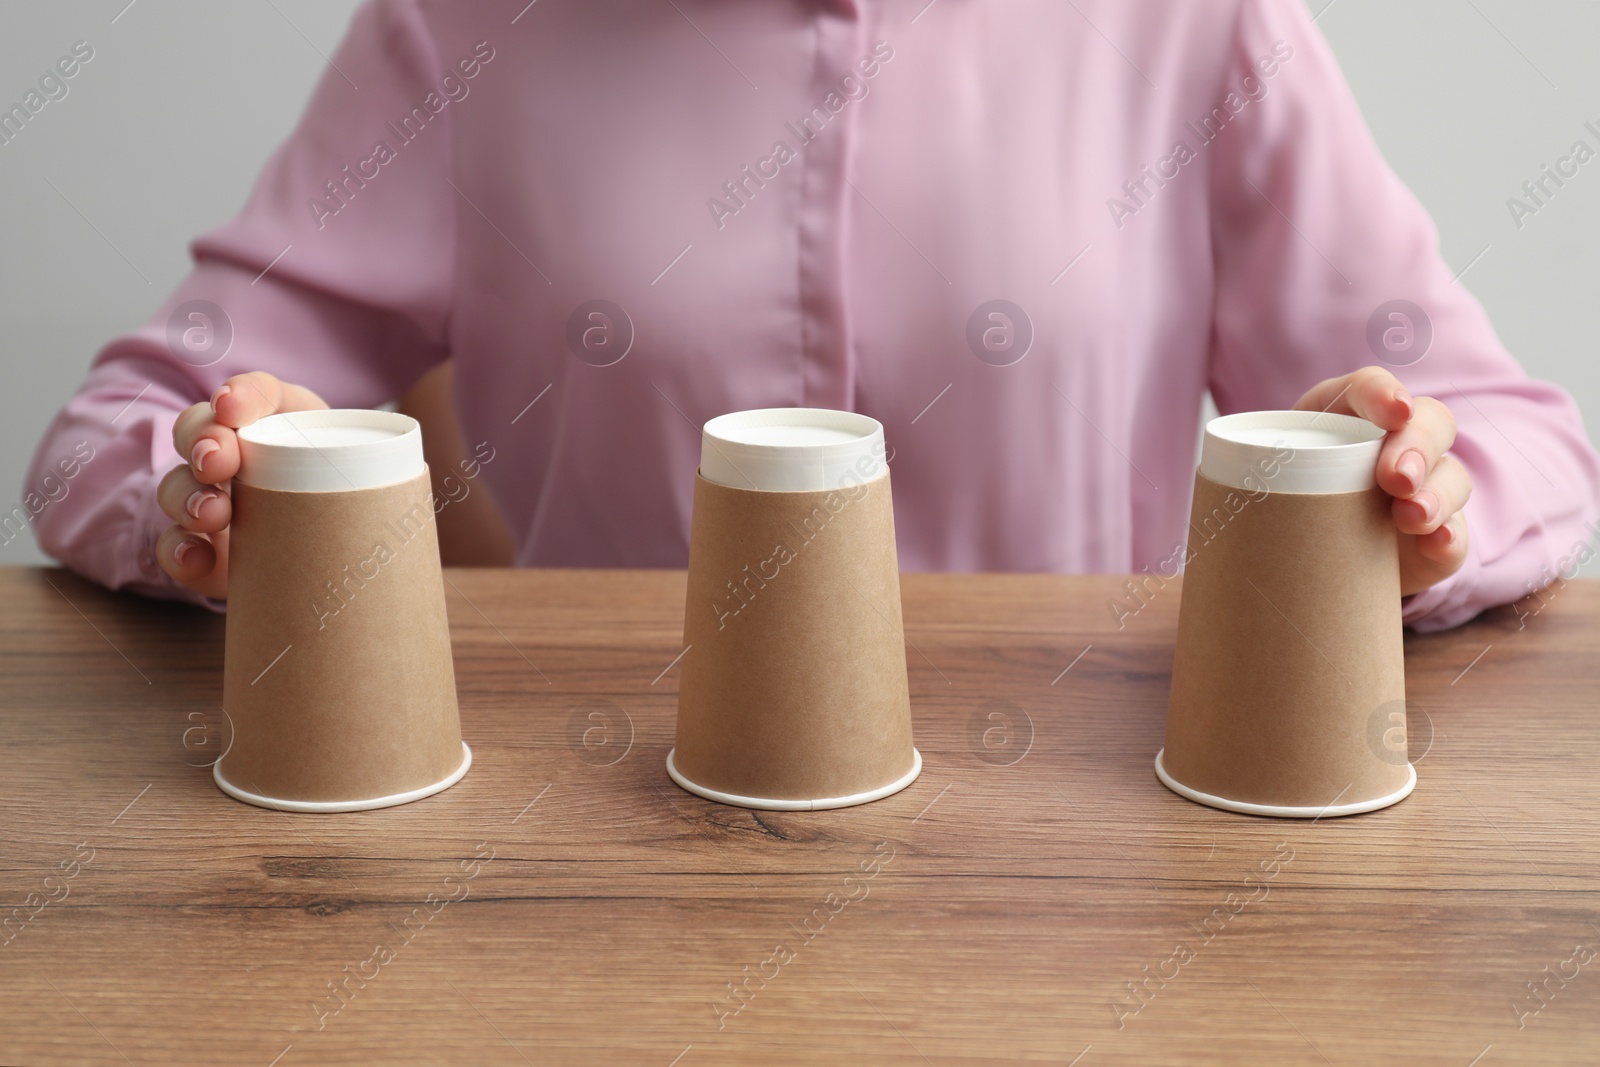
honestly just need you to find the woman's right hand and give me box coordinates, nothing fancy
[156,372,328,600]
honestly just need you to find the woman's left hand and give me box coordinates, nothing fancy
[1294,366,1470,597]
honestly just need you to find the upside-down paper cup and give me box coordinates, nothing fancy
[216,409,470,812]
[669,408,921,810]
[1157,410,1413,818]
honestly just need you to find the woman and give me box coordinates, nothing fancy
[24,0,1600,631]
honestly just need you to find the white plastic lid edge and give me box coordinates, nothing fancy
[236,409,425,493]
[1201,410,1383,495]
[700,408,887,493]
[214,742,471,813]
[665,748,922,811]
[1154,748,1415,818]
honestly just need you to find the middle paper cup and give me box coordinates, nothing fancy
[669,408,921,810]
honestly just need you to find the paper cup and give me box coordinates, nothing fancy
[669,408,921,810]
[216,409,470,812]
[1158,410,1414,818]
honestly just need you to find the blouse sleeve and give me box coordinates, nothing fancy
[21,0,461,603]
[1204,0,1600,631]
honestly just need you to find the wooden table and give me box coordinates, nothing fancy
[1,566,1596,1066]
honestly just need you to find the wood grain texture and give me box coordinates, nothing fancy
[0,566,1596,1066]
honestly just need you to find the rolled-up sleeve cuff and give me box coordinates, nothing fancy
[109,466,226,613]
[1400,538,1484,633]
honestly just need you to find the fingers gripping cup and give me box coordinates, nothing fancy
[216,410,470,812]
[1157,410,1414,818]
[669,408,922,810]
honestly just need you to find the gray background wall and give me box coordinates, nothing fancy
[3,0,1597,567]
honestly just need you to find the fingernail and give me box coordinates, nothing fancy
[1414,488,1439,523]
[1439,523,1456,546]
[185,489,217,520]
[1394,389,1414,421]
[1398,449,1426,493]
[210,384,231,411]
[191,438,221,475]
[173,540,194,567]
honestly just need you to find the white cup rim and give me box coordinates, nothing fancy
[700,407,886,493]
[236,409,425,493]
[1201,410,1384,495]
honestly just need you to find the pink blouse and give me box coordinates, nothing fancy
[23,0,1600,632]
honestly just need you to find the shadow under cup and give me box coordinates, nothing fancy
[215,409,470,812]
[1158,410,1415,818]
[669,408,922,810]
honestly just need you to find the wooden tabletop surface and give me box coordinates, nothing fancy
[1,566,1597,1066]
